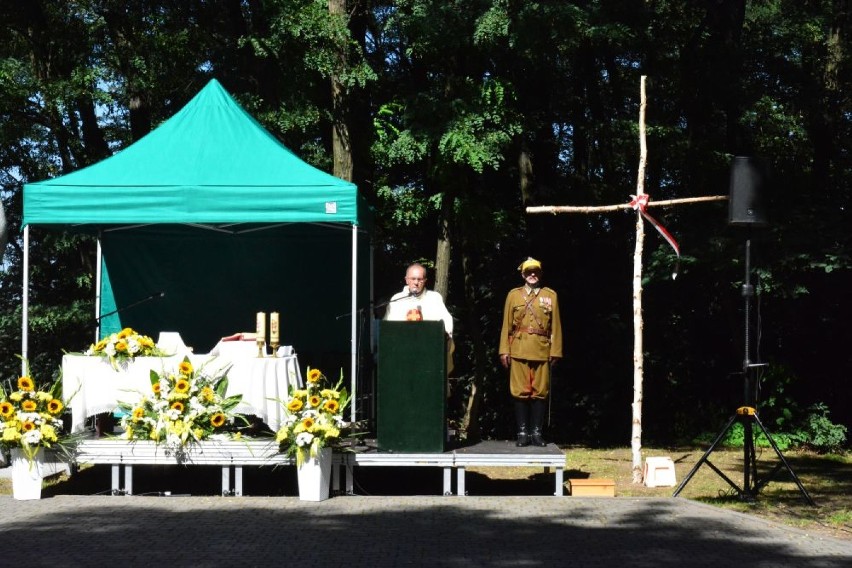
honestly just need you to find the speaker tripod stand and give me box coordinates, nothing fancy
[673,238,814,505]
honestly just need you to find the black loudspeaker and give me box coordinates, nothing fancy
[728,156,769,226]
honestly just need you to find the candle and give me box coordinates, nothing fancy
[270,312,280,343]
[256,311,266,342]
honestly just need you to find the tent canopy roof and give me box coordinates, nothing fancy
[23,79,366,227]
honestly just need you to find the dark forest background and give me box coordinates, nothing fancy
[1,1,849,448]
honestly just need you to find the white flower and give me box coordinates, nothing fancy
[22,429,43,445]
[127,337,141,354]
[295,432,314,447]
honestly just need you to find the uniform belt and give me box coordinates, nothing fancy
[514,326,549,337]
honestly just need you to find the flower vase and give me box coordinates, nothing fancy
[11,448,44,500]
[297,447,332,501]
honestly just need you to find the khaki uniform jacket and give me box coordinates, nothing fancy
[498,286,563,361]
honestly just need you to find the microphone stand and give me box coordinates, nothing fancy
[335,291,415,320]
[95,291,165,327]
[371,291,416,315]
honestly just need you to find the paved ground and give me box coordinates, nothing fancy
[1,493,850,567]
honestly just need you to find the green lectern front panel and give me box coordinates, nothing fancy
[377,321,446,453]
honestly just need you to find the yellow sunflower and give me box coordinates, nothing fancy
[174,378,190,394]
[210,413,226,428]
[22,400,38,412]
[117,327,134,339]
[301,417,315,430]
[323,399,340,413]
[22,421,36,432]
[152,382,161,394]
[171,401,185,413]
[115,340,128,352]
[0,401,14,418]
[200,386,215,402]
[178,361,193,376]
[307,368,322,383]
[47,399,64,414]
[287,398,304,412]
[17,376,35,391]
[309,395,322,407]
[132,407,146,422]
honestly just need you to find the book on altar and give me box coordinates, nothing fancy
[220,332,258,341]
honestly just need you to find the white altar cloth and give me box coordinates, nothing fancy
[62,353,303,434]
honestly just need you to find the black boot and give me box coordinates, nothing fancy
[530,398,547,447]
[514,400,530,447]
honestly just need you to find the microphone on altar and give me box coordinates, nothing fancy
[95,290,166,325]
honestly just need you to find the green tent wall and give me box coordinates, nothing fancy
[22,79,373,420]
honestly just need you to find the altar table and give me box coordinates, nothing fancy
[62,353,303,434]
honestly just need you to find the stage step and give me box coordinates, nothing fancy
[569,478,615,497]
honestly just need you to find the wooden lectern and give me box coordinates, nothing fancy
[377,321,447,453]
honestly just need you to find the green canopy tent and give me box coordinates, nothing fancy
[22,79,373,421]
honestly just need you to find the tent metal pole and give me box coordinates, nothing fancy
[350,224,358,423]
[21,225,30,374]
[370,242,375,355]
[95,233,103,342]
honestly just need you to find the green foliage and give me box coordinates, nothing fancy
[1,0,850,447]
[797,403,848,454]
[719,403,848,454]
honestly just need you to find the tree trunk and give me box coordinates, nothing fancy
[460,246,487,441]
[76,95,110,164]
[434,191,452,299]
[329,0,354,182]
[518,141,534,206]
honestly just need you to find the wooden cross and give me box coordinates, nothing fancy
[527,76,727,483]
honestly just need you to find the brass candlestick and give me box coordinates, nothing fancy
[270,340,280,357]
[256,338,266,358]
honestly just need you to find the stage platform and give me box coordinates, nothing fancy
[73,438,292,496]
[65,437,566,497]
[338,439,566,496]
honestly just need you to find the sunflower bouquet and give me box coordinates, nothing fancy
[276,368,349,465]
[85,327,166,370]
[1,373,66,464]
[117,357,244,458]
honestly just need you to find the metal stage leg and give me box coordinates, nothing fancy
[554,467,564,496]
[111,464,121,495]
[454,466,464,496]
[125,465,133,495]
[235,466,243,496]
[221,466,230,496]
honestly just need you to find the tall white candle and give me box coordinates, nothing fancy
[256,312,266,341]
[270,312,280,343]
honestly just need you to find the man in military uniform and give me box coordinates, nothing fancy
[498,257,563,447]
